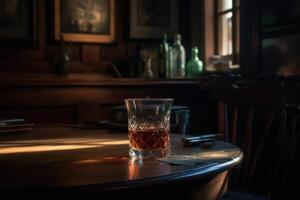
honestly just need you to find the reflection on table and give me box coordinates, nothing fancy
[0,125,242,199]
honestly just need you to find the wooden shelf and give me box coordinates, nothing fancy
[0,73,215,133]
[0,73,198,87]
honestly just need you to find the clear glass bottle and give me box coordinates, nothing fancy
[140,48,155,80]
[186,47,203,78]
[158,34,170,78]
[170,34,186,79]
[141,58,154,79]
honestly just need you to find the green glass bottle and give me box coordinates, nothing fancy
[186,47,203,78]
[158,34,170,78]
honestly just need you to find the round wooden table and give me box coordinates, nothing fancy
[0,125,242,199]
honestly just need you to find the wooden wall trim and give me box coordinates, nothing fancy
[0,80,217,132]
[0,74,198,87]
[0,85,210,106]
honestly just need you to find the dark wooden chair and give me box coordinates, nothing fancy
[198,73,300,200]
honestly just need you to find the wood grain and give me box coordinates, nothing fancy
[0,78,216,133]
[0,125,242,194]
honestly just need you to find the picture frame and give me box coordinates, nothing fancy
[130,0,179,40]
[0,0,38,47]
[54,0,115,43]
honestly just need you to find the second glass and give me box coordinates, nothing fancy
[125,98,173,159]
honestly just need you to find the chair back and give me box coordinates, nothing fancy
[198,73,300,200]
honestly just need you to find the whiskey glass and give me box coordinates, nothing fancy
[125,98,173,159]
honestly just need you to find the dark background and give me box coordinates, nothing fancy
[1,0,300,135]
[0,0,33,42]
[137,0,170,27]
[0,0,211,133]
[0,0,194,77]
[241,0,300,76]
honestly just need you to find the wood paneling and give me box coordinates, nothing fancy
[0,0,193,76]
[0,78,217,133]
[0,0,213,132]
[0,106,76,124]
[81,45,101,67]
[0,0,119,73]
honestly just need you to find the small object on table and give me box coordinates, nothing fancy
[181,134,217,147]
[0,119,34,135]
[200,140,215,149]
[125,98,173,159]
[108,105,190,132]
[0,119,25,126]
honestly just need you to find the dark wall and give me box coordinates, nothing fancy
[239,2,300,198]
[0,0,194,77]
[0,0,213,132]
[241,0,300,76]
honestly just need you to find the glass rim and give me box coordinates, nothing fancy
[125,98,174,102]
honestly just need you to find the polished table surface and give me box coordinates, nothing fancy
[0,125,242,194]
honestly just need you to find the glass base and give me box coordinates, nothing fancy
[129,148,171,159]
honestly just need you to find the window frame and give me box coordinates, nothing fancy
[215,0,240,65]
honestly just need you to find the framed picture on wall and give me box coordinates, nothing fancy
[54,0,115,43]
[0,0,37,47]
[130,0,179,39]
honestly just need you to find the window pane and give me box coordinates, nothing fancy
[218,0,233,12]
[236,10,240,56]
[218,12,233,56]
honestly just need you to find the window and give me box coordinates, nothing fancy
[203,0,240,71]
[216,0,240,66]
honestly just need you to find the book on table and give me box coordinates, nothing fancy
[0,119,34,134]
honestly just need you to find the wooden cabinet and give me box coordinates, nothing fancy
[0,74,217,133]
